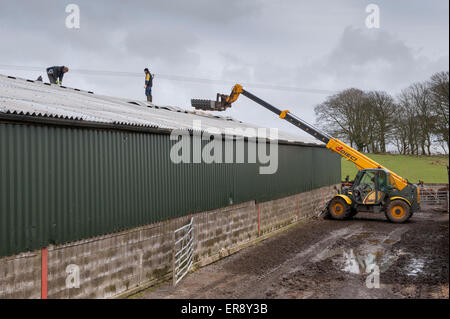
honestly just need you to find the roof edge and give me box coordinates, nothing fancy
[0,112,325,148]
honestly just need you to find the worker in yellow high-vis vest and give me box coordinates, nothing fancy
[144,68,153,102]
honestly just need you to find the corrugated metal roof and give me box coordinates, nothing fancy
[0,74,321,145]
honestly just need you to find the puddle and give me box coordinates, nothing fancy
[342,249,379,274]
[339,247,425,278]
[311,228,415,277]
[339,247,407,275]
[314,245,398,275]
[337,228,410,275]
[349,232,374,241]
[405,258,425,276]
[342,250,362,274]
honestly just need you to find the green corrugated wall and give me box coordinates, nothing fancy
[0,122,340,257]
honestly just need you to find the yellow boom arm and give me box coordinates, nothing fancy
[192,84,410,191]
[326,138,408,190]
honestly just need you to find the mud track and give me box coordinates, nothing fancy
[134,209,449,299]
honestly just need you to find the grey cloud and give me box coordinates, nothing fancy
[329,27,414,66]
[122,24,200,66]
[219,53,254,81]
[0,1,205,69]
[294,26,449,92]
[0,1,448,138]
[0,0,263,28]
[133,0,264,25]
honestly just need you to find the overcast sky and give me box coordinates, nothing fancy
[0,0,448,137]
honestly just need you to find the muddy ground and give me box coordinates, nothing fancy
[133,208,449,299]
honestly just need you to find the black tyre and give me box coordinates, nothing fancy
[328,197,352,220]
[385,199,411,223]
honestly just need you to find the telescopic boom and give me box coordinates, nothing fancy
[191,84,409,190]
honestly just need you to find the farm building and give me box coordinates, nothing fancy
[0,74,340,298]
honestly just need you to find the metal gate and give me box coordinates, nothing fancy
[173,217,194,286]
[419,187,449,212]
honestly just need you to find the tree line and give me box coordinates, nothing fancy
[314,71,449,155]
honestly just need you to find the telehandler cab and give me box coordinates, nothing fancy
[191,84,420,223]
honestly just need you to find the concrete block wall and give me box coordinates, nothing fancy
[0,251,41,299]
[260,185,337,234]
[46,215,190,299]
[0,185,338,299]
[194,201,257,260]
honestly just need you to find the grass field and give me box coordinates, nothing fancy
[341,153,449,184]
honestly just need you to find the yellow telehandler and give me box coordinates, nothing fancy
[191,84,420,223]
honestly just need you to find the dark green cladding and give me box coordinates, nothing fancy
[0,123,340,257]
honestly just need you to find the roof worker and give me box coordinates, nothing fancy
[144,67,154,102]
[46,66,69,85]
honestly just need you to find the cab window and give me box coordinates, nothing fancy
[388,174,395,186]
[359,171,376,187]
[377,171,387,188]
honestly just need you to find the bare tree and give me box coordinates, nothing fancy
[411,82,434,155]
[397,83,434,155]
[314,70,448,155]
[391,98,418,155]
[391,106,409,155]
[315,88,374,151]
[366,91,395,153]
[428,71,449,151]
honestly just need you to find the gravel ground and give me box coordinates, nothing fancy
[133,209,449,299]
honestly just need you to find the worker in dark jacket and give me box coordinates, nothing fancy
[46,66,69,85]
[144,68,153,102]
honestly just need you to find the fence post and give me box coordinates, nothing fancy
[41,247,48,299]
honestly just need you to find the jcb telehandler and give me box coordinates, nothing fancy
[191,84,420,223]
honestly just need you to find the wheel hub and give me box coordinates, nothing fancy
[392,205,405,218]
[333,203,344,215]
